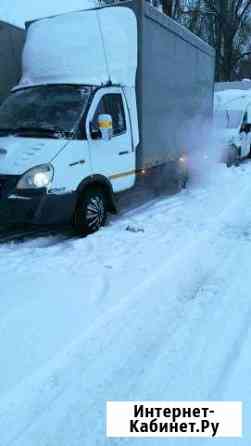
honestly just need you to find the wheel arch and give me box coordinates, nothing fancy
[76,175,117,214]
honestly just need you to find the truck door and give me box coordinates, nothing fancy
[86,87,135,193]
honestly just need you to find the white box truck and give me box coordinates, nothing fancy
[0,1,215,234]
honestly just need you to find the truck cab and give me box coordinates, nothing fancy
[0,82,137,232]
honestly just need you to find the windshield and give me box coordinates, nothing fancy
[0,85,91,138]
[214,110,243,129]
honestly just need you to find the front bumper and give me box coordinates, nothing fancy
[0,176,77,226]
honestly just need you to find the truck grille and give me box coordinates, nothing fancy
[0,176,19,199]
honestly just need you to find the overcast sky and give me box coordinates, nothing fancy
[0,0,98,27]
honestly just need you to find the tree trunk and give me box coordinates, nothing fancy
[162,0,173,16]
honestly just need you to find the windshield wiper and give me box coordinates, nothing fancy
[0,126,75,139]
[11,126,67,139]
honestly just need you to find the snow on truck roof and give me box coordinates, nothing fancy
[17,5,138,89]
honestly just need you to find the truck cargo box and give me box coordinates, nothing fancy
[125,0,215,169]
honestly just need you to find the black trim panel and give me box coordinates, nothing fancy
[0,191,77,226]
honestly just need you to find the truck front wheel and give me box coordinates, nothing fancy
[74,187,107,235]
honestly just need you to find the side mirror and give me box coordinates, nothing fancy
[97,114,113,141]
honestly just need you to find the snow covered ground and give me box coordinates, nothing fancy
[1,161,251,445]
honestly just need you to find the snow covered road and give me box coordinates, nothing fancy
[1,162,251,445]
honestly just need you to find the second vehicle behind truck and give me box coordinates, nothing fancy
[214,89,251,166]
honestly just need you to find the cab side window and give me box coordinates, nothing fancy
[92,93,126,138]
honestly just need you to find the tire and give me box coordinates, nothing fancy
[181,174,189,189]
[74,187,107,235]
[173,175,187,191]
[177,164,189,190]
[226,145,239,168]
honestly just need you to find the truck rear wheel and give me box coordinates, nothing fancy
[175,162,189,190]
[226,145,239,168]
[74,187,107,235]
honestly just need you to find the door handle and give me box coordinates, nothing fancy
[119,150,129,156]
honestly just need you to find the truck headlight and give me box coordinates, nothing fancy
[179,155,188,164]
[16,164,54,190]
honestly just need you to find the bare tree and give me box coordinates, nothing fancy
[162,0,173,15]
[205,0,251,80]
[171,0,251,81]
[161,0,184,17]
